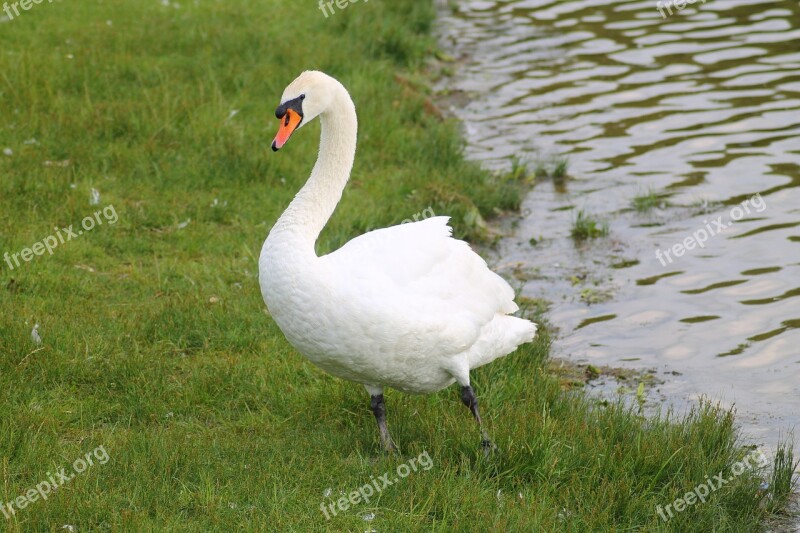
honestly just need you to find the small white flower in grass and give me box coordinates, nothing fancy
[228,502,237,509]
[66,54,74,60]
[177,219,191,229]
[23,138,39,145]
[62,526,75,532]
[31,324,42,345]
[323,488,332,497]
[361,512,375,521]
[226,110,239,122]
[106,20,113,26]
[90,188,101,205]
[2,147,12,156]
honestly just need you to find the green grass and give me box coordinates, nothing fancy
[767,443,799,513]
[572,209,610,240]
[633,188,664,212]
[553,156,569,178]
[508,155,533,182]
[0,0,796,531]
[530,155,569,179]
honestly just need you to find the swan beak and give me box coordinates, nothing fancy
[272,109,302,151]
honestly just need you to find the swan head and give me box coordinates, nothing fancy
[272,71,341,152]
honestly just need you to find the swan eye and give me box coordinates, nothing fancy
[275,95,306,120]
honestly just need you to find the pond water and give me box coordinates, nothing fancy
[436,0,800,453]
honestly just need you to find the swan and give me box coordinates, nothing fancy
[259,71,537,453]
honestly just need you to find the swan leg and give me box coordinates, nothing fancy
[369,392,398,454]
[460,385,497,456]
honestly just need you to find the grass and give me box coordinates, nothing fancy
[509,155,533,182]
[633,188,664,212]
[505,154,569,183]
[572,209,610,240]
[768,443,799,513]
[0,0,796,531]
[553,157,569,178]
[530,154,570,179]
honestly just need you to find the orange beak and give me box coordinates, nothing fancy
[272,109,302,151]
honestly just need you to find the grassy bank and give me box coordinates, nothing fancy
[0,0,795,530]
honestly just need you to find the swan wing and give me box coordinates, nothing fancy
[320,216,520,356]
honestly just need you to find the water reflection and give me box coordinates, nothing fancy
[436,0,800,448]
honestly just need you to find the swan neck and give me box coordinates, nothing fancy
[272,90,357,250]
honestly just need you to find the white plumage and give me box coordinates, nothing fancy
[259,71,536,452]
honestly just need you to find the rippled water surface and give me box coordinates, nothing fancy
[437,0,800,448]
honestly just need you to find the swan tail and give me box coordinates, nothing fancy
[466,315,538,370]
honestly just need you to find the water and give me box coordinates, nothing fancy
[436,0,800,453]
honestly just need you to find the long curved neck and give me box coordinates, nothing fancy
[270,88,357,254]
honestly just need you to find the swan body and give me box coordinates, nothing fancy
[259,71,537,451]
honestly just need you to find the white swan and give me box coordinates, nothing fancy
[259,71,537,453]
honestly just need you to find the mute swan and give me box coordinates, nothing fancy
[259,71,537,454]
